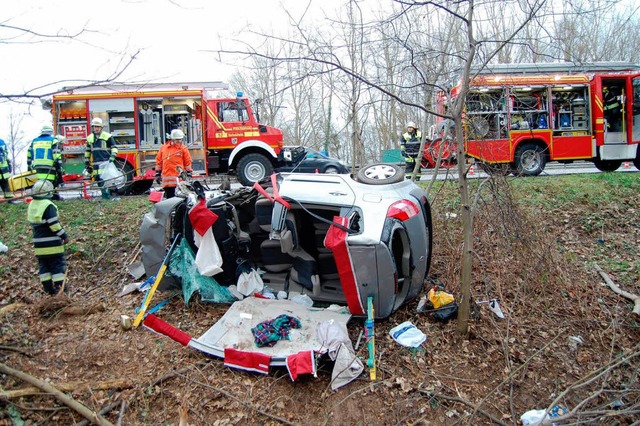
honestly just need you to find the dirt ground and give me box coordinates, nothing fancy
[1,177,639,425]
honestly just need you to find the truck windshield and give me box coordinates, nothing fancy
[219,101,250,122]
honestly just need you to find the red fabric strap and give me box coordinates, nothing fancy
[143,314,192,346]
[324,216,364,315]
[224,348,271,374]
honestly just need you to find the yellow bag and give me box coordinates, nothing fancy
[428,287,455,309]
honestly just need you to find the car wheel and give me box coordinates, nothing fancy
[634,156,640,171]
[113,159,135,195]
[237,153,274,186]
[514,143,546,176]
[324,166,340,174]
[356,163,404,185]
[593,158,622,172]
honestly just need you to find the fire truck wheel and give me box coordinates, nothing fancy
[593,158,622,172]
[237,153,274,187]
[356,163,405,185]
[114,159,135,195]
[514,143,546,176]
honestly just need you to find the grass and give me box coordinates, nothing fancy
[426,171,640,289]
[2,172,638,287]
[426,172,639,211]
[0,196,150,255]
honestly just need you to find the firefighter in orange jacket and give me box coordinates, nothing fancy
[155,129,193,198]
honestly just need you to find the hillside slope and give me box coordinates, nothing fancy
[1,173,639,425]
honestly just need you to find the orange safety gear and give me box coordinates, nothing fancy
[155,141,193,188]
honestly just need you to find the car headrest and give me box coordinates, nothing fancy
[255,195,274,232]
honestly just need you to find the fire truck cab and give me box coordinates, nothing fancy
[46,82,284,192]
[441,62,640,175]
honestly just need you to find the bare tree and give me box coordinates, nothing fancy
[5,109,29,174]
[211,0,640,336]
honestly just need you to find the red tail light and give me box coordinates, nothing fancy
[386,200,419,221]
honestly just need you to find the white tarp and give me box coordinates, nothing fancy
[189,297,351,366]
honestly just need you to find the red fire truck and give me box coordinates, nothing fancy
[46,82,284,191]
[438,62,640,175]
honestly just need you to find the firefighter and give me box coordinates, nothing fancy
[603,86,622,132]
[85,117,118,199]
[155,129,193,199]
[400,121,422,180]
[0,136,14,201]
[27,179,69,295]
[27,124,63,199]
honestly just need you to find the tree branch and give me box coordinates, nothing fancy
[0,362,115,426]
[595,263,640,315]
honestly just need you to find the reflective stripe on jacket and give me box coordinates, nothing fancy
[85,131,118,163]
[401,130,422,158]
[27,199,67,257]
[0,139,9,179]
[155,142,192,188]
[28,135,62,170]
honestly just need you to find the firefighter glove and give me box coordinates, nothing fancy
[85,165,93,175]
[155,171,162,184]
[186,170,193,178]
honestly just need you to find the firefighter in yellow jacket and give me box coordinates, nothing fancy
[85,117,118,199]
[27,124,63,198]
[155,129,193,198]
[0,136,14,201]
[27,180,69,295]
[400,121,422,180]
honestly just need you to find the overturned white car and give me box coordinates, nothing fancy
[140,164,433,319]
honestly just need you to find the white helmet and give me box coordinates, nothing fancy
[91,117,103,127]
[32,179,54,199]
[41,124,54,135]
[170,129,185,140]
[55,134,66,143]
[407,121,417,129]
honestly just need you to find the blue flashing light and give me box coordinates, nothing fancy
[236,92,243,97]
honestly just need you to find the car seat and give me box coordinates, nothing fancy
[278,211,321,295]
[254,193,294,289]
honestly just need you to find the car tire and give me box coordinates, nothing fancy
[514,143,546,176]
[237,153,274,186]
[324,166,340,174]
[593,158,622,172]
[356,163,404,185]
[634,155,640,171]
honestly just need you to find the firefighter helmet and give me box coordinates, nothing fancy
[170,129,185,140]
[32,179,54,199]
[91,117,103,127]
[41,124,54,135]
[407,121,417,129]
